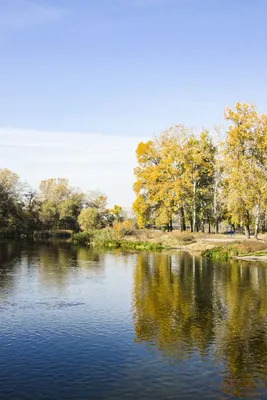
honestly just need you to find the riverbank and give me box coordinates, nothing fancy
[201,240,267,261]
[72,229,267,260]
[72,229,199,250]
[3,228,267,261]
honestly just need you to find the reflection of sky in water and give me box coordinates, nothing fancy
[1,242,267,399]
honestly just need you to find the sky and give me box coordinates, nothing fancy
[1,0,267,206]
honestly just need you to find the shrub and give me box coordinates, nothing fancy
[113,219,137,239]
[92,228,116,243]
[72,231,93,245]
[92,239,165,251]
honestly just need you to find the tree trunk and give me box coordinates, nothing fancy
[169,218,173,232]
[214,177,218,234]
[262,213,266,234]
[244,225,250,239]
[208,221,211,234]
[254,204,260,239]
[180,207,186,232]
[190,219,193,233]
[193,179,197,233]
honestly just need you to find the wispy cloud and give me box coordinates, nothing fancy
[0,0,61,30]
[0,127,145,207]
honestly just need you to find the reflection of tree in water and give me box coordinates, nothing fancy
[0,240,105,290]
[133,253,267,397]
[133,252,219,360]
[35,241,104,286]
[215,262,267,398]
[0,240,25,290]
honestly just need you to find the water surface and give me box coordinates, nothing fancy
[1,241,267,399]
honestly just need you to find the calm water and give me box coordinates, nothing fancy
[1,241,267,399]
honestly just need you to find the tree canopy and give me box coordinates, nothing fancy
[133,102,267,238]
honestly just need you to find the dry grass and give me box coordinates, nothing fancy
[125,230,199,248]
[203,240,267,260]
[123,230,262,250]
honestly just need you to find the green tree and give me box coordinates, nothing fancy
[22,189,42,231]
[38,178,85,230]
[78,207,102,231]
[0,168,24,231]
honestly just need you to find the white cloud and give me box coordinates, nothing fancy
[0,0,61,30]
[0,127,145,207]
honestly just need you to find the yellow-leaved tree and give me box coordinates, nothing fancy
[133,126,216,232]
[224,103,267,238]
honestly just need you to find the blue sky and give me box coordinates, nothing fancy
[0,0,267,206]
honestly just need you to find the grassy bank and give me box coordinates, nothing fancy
[72,229,198,250]
[202,241,267,261]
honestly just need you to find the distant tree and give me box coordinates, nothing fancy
[85,192,108,210]
[38,178,85,230]
[78,207,102,231]
[109,205,126,223]
[22,189,42,231]
[0,169,24,230]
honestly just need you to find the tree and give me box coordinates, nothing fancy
[133,126,216,232]
[38,178,85,230]
[133,127,189,231]
[0,169,25,230]
[224,103,267,238]
[22,189,42,231]
[78,207,102,231]
[181,131,215,232]
[85,192,108,210]
[109,205,126,223]
[58,193,85,230]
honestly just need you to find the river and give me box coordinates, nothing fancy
[1,240,267,399]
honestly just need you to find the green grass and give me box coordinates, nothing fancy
[72,230,167,250]
[92,239,166,250]
[72,231,93,244]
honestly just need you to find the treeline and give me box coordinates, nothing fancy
[0,172,128,237]
[133,103,267,238]
[2,102,267,240]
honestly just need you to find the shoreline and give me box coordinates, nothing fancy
[234,255,267,262]
[2,230,267,262]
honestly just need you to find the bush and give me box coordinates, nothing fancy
[92,228,116,243]
[92,239,165,251]
[113,219,137,239]
[72,231,93,245]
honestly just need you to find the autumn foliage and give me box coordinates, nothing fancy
[133,103,267,238]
